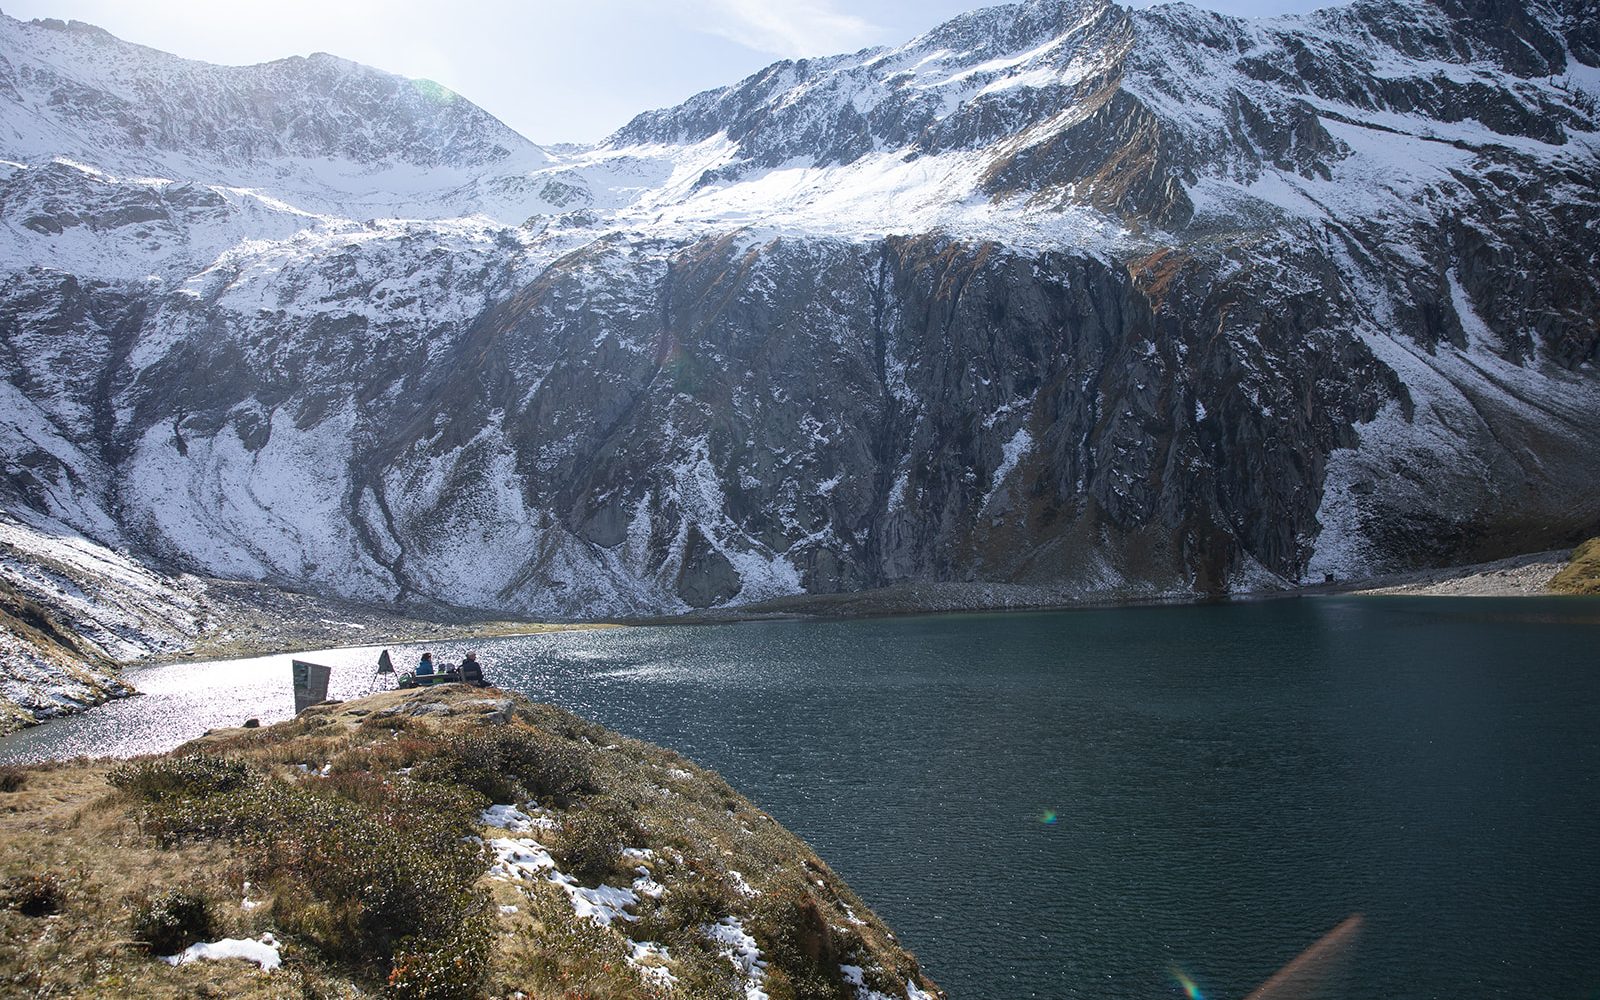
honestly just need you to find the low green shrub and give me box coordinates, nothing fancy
[131,887,214,955]
[108,753,248,802]
[282,970,368,1000]
[385,909,493,1000]
[331,735,435,775]
[526,706,608,744]
[557,808,630,885]
[118,747,493,985]
[748,885,853,1000]
[415,725,596,806]
[269,818,486,967]
[635,870,730,938]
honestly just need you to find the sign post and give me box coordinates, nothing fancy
[291,659,332,715]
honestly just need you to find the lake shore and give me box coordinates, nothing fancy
[0,566,619,736]
[643,546,1585,625]
[163,545,1589,651]
[143,574,621,668]
[5,539,1585,737]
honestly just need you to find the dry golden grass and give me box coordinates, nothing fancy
[1549,538,1600,595]
[0,762,282,997]
[0,686,941,1000]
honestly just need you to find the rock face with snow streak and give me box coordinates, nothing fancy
[0,511,203,728]
[1,0,1598,622]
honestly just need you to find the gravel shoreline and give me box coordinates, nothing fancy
[1342,550,1571,598]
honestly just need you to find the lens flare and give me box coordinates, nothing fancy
[409,79,459,105]
[1040,810,1058,824]
[1243,913,1363,1000]
[1170,968,1203,1000]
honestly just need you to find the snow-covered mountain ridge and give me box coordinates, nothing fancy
[0,12,556,223]
[1,0,1597,637]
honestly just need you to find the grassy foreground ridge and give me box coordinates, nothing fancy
[0,685,941,999]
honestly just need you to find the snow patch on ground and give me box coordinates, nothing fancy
[162,934,281,972]
[489,835,640,927]
[628,940,678,987]
[728,869,760,898]
[485,810,690,990]
[479,804,557,833]
[841,963,935,1000]
[705,916,769,1000]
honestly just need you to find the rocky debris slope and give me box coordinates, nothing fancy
[0,509,200,728]
[0,0,1596,625]
[0,685,943,999]
[0,580,128,732]
[1348,547,1572,596]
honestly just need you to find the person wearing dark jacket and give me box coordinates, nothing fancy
[460,652,486,687]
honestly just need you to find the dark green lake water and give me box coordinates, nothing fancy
[6,596,1598,999]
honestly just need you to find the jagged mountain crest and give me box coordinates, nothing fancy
[598,0,1599,227]
[606,0,1160,216]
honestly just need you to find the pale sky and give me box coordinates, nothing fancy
[1,0,1333,144]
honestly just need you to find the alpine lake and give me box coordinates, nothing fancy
[4,595,1597,999]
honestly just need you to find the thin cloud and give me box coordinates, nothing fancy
[691,0,883,58]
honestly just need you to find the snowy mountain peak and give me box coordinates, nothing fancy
[609,0,1133,161]
[908,0,1119,52]
[587,0,1597,233]
[0,12,544,171]
[0,11,554,223]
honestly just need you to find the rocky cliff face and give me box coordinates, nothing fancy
[1,0,1597,620]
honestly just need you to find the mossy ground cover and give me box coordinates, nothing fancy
[0,685,940,999]
[1548,538,1600,595]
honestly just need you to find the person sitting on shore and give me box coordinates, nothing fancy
[417,652,435,676]
[460,652,486,687]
